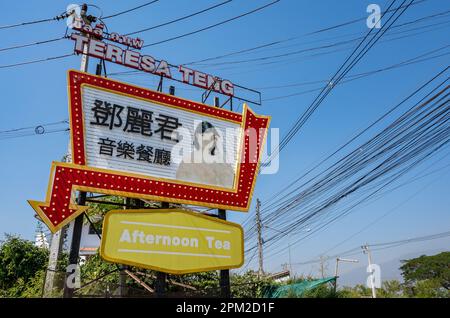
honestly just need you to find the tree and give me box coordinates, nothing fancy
[230,270,273,298]
[340,284,373,298]
[377,280,405,298]
[0,234,49,297]
[400,252,450,296]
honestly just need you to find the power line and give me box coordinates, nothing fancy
[262,0,413,167]
[319,160,450,257]
[0,128,69,141]
[0,120,69,140]
[183,0,435,66]
[0,11,68,30]
[292,229,450,266]
[0,53,74,69]
[108,5,447,78]
[261,99,450,262]
[0,1,232,54]
[306,0,429,36]
[0,36,66,53]
[257,66,448,216]
[125,0,233,36]
[212,20,450,77]
[142,0,281,47]
[197,17,450,68]
[102,0,160,19]
[0,119,68,133]
[243,68,449,257]
[0,1,274,71]
[242,68,449,234]
[262,46,450,101]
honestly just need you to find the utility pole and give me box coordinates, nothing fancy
[214,96,231,298]
[362,244,377,298]
[334,257,358,293]
[63,3,91,298]
[43,225,66,297]
[288,235,292,277]
[255,198,264,276]
[319,255,328,279]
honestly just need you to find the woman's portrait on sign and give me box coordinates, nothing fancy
[176,121,236,188]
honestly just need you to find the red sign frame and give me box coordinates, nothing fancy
[29,70,270,233]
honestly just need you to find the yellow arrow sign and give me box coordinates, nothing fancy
[100,209,244,274]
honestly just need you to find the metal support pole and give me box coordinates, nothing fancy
[155,200,168,297]
[334,258,340,293]
[214,96,231,298]
[255,199,264,276]
[152,196,168,297]
[119,266,127,297]
[218,208,230,298]
[153,87,176,297]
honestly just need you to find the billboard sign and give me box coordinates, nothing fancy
[100,209,244,274]
[29,70,270,233]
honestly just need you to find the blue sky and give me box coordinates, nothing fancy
[0,0,449,283]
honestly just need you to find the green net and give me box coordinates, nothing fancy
[263,277,337,298]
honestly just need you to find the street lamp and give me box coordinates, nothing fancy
[263,225,311,278]
[334,257,359,292]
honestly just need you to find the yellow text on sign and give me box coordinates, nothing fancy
[100,209,244,274]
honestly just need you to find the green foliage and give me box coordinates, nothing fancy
[230,270,273,298]
[175,271,219,291]
[409,278,449,298]
[2,200,448,299]
[400,252,450,293]
[377,280,405,298]
[0,234,49,297]
[340,284,373,298]
[76,253,119,296]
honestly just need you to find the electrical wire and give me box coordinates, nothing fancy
[262,48,450,101]
[183,1,436,66]
[102,0,160,19]
[292,229,450,266]
[0,53,74,69]
[0,11,68,30]
[262,0,414,168]
[125,0,233,36]
[142,0,281,47]
[0,120,69,140]
[0,36,67,53]
[243,68,449,260]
